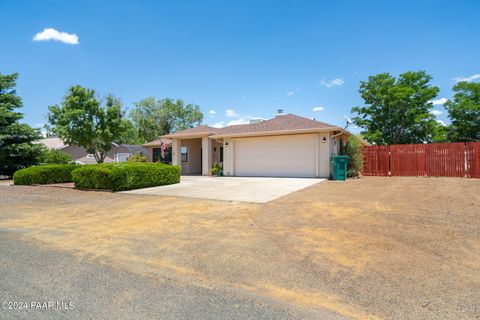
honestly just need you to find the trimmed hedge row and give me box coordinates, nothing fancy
[71,163,181,191]
[13,164,78,185]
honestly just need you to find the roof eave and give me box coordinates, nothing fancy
[209,127,342,139]
[160,132,214,139]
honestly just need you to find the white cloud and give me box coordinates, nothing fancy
[287,88,300,96]
[212,121,225,128]
[430,97,448,105]
[437,120,446,126]
[33,28,79,45]
[208,110,216,115]
[430,109,443,116]
[227,119,250,126]
[451,73,480,82]
[319,77,344,88]
[312,106,324,112]
[241,96,247,100]
[225,109,238,117]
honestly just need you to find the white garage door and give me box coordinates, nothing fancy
[233,134,317,177]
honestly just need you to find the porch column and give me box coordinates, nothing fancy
[172,138,181,166]
[202,136,212,176]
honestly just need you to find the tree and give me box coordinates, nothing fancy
[351,71,441,145]
[0,73,44,177]
[129,97,203,143]
[117,119,143,145]
[445,81,480,142]
[47,85,126,163]
[39,149,72,165]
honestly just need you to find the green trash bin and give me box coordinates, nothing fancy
[331,155,349,181]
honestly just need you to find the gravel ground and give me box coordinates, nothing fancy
[0,232,328,320]
[0,177,479,319]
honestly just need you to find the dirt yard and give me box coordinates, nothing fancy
[0,177,479,319]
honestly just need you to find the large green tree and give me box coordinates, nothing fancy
[128,97,203,143]
[47,85,126,163]
[445,81,480,142]
[351,71,441,145]
[0,73,44,177]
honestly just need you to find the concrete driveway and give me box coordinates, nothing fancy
[122,175,324,203]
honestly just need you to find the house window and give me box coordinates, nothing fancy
[153,147,172,163]
[181,146,188,162]
[152,148,161,162]
[220,147,224,162]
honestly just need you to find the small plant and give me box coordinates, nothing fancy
[127,153,148,162]
[210,163,223,176]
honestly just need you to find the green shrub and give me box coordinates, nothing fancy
[340,136,364,178]
[71,164,116,190]
[13,164,78,185]
[72,163,180,191]
[40,149,73,165]
[127,153,148,162]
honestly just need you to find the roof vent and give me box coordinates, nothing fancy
[276,109,285,116]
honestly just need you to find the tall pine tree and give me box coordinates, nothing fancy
[0,73,43,177]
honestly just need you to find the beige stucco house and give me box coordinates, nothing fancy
[144,113,359,178]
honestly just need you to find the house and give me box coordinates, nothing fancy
[38,137,116,164]
[144,112,362,178]
[142,138,173,163]
[113,144,150,162]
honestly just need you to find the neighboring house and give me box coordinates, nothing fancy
[113,144,150,162]
[144,112,366,178]
[38,137,116,164]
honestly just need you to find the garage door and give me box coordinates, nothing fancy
[233,134,317,177]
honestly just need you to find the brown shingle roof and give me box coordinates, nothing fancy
[143,138,172,147]
[213,114,337,137]
[152,114,341,142]
[161,125,220,138]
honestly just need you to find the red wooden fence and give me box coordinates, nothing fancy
[362,142,480,178]
[362,146,389,176]
[466,142,480,178]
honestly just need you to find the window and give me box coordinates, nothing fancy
[153,147,172,163]
[220,147,224,162]
[152,148,161,162]
[181,146,188,162]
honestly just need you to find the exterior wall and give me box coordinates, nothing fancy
[172,139,181,166]
[201,136,213,175]
[181,138,202,175]
[223,138,234,176]
[318,132,331,178]
[211,140,223,165]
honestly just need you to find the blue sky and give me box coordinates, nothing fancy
[2,0,479,132]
